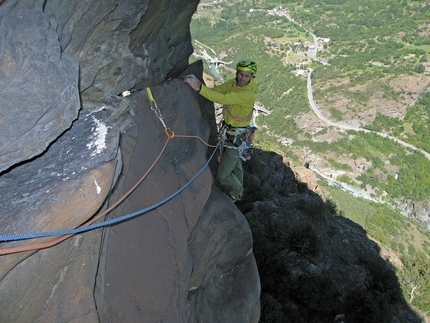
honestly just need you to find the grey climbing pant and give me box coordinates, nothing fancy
[217,146,243,197]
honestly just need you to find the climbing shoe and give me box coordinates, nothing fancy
[230,194,242,203]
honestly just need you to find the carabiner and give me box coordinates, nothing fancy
[164,128,175,139]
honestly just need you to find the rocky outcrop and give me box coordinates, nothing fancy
[0,0,197,173]
[0,1,260,322]
[1,1,423,322]
[0,1,80,172]
[240,150,422,323]
[292,165,319,191]
[0,108,120,273]
[94,79,260,323]
[397,198,430,231]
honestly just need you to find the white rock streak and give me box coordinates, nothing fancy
[87,117,108,156]
[94,179,101,195]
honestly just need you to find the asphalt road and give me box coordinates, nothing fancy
[306,69,430,161]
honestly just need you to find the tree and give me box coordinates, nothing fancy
[415,64,425,74]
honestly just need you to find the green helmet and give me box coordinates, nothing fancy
[236,59,257,75]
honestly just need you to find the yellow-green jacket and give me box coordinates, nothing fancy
[199,78,258,128]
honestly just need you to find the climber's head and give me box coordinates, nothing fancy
[236,59,257,75]
[235,59,257,87]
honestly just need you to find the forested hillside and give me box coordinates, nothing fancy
[190,0,430,320]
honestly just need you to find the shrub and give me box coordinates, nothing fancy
[287,224,320,257]
[260,293,287,323]
[325,198,338,216]
[344,252,401,322]
[297,180,308,193]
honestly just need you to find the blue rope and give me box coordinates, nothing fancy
[0,144,219,243]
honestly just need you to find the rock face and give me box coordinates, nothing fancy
[0,1,80,172]
[240,151,422,323]
[1,1,422,322]
[0,1,260,322]
[94,80,260,323]
[397,198,430,231]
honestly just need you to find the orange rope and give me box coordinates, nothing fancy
[225,106,253,123]
[175,134,217,148]
[0,134,216,256]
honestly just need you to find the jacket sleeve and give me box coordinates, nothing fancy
[212,80,233,94]
[199,84,254,106]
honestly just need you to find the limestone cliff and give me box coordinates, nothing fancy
[0,1,259,322]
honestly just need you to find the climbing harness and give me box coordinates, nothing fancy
[218,122,256,161]
[146,87,174,138]
[239,126,256,161]
[0,87,218,255]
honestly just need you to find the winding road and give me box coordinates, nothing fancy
[298,17,430,160]
[194,31,430,161]
[286,11,430,161]
[307,69,430,161]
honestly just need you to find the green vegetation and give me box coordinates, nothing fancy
[300,130,430,201]
[190,0,430,319]
[322,181,430,314]
[192,0,430,204]
[366,93,430,153]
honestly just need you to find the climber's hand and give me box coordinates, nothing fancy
[184,74,201,92]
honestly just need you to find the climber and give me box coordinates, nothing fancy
[184,59,258,203]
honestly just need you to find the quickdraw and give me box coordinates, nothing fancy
[218,126,227,158]
[218,122,256,161]
[146,87,175,138]
[237,126,256,161]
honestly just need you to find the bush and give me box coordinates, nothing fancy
[287,224,320,257]
[344,252,401,323]
[297,181,308,193]
[260,293,287,323]
[325,198,339,216]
